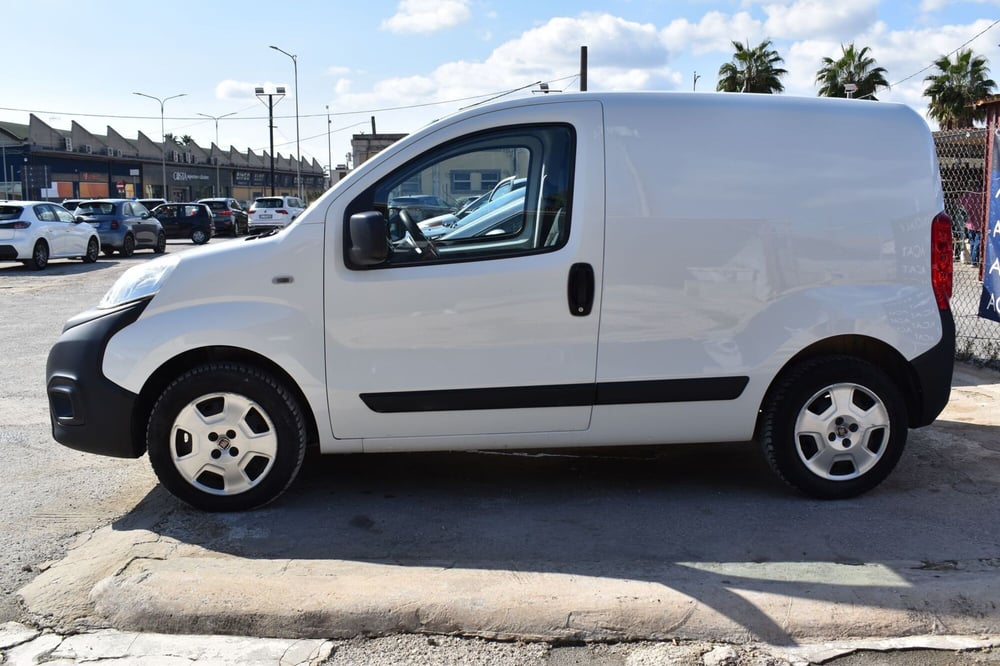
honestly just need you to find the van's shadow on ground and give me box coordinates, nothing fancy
[115,429,1000,645]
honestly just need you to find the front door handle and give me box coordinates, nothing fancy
[568,263,595,316]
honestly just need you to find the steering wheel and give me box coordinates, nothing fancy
[397,209,439,258]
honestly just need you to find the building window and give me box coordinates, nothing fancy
[399,174,421,195]
[479,170,500,192]
[451,170,472,193]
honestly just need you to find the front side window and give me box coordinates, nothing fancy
[345,124,574,269]
[54,206,76,223]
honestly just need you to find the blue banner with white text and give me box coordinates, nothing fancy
[979,133,1000,322]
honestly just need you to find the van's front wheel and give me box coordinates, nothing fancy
[147,363,307,511]
[759,357,907,499]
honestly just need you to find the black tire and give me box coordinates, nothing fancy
[759,356,908,499]
[146,363,308,511]
[121,234,136,257]
[25,240,49,270]
[191,228,210,245]
[82,237,99,263]
[154,231,167,254]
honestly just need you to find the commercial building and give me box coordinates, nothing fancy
[0,115,326,204]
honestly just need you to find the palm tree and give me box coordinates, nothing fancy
[924,49,996,129]
[717,39,787,94]
[816,43,889,100]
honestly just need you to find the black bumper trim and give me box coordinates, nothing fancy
[46,299,150,458]
[910,307,956,427]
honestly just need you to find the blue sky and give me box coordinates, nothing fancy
[3,0,999,169]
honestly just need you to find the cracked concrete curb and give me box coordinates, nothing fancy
[18,523,1000,643]
[2,622,998,666]
[1,622,333,666]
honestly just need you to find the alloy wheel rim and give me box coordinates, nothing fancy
[169,392,279,496]
[793,382,890,481]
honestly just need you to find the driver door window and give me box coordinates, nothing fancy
[345,125,574,269]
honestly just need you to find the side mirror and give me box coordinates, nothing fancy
[348,211,389,267]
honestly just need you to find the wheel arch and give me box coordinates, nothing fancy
[132,346,320,457]
[754,334,925,439]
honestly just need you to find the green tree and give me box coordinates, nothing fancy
[923,48,996,129]
[162,133,192,146]
[816,43,889,100]
[717,39,787,94]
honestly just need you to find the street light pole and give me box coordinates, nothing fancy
[270,45,301,200]
[255,87,286,196]
[326,105,332,188]
[134,91,186,200]
[197,111,237,195]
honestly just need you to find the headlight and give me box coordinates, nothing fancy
[99,255,180,309]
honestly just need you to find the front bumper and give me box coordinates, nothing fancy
[46,299,150,458]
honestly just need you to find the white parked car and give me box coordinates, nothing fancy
[0,200,100,270]
[47,92,955,511]
[248,195,305,231]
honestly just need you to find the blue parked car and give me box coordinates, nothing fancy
[74,199,166,257]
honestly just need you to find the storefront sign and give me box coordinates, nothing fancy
[172,171,210,182]
[979,133,1000,322]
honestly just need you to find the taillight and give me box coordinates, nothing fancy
[248,207,256,214]
[0,221,30,229]
[220,209,232,216]
[277,209,289,215]
[110,220,120,231]
[931,211,953,310]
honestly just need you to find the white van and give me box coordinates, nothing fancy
[46,92,956,511]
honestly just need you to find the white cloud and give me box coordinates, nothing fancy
[762,0,879,40]
[381,0,471,34]
[661,11,765,56]
[487,14,676,85]
[334,13,681,116]
[919,0,949,11]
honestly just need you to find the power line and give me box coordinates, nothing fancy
[890,17,1000,89]
[0,85,542,126]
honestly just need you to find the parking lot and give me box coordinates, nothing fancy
[3,241,1000,662]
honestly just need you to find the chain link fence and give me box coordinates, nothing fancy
[934,128,1000,367]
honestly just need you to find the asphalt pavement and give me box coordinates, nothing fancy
[9,364,1000,663]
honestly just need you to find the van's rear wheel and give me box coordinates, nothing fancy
[759,356,907,499]
[147,363,307,511]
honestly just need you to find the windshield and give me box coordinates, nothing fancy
[255,198,283,208]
